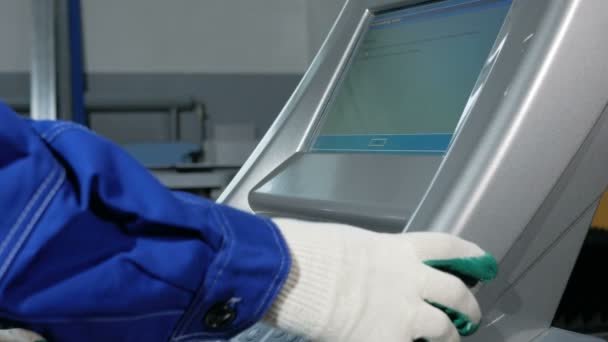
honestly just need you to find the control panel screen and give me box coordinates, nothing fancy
[313,0,511,154]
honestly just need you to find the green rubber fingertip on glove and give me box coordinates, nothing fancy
[424,253,498,336]
[425,252,498,284]
[426,301,480,336]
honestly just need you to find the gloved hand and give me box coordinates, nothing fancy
[0,328,46,342]
[264,218,498,342]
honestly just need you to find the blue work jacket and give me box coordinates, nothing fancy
[0,103,291,341]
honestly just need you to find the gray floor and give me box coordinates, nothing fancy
[593,333,608,340]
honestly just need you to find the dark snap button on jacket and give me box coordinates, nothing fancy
[204,302,237,329]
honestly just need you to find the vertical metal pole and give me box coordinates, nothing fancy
[56,0,74,121]
[169,107,180,141]
[30,0,58,120]
[67,0,86,125]
[195,101,206,145]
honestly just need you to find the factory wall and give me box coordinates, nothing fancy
[306,0,346,62]
[0,0,344,148]
[0,0,348,73]
[0,1,31,73]
[82,0,310,74]
[0,0,315,74]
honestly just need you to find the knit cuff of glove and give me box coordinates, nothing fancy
[263,219,344,339]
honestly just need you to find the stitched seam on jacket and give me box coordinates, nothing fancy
[173,215,288,341]
[39,122,90,142]
[0,167,58,263]
[45,125,91,144]
[173,207,235,341]
[171,205,231,341]
[173,208,237,341]
[0,168,66,282]
[39,122,73,140]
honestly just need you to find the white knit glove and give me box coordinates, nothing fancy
[264,218,497,342]
[0,328,46,342]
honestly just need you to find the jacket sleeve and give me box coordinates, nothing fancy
[0,103,291,342]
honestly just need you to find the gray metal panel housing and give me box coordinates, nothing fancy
[250,153,442,232]
[533,329,605,342]
[219,0,608,341]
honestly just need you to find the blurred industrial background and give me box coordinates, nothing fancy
[0,0,345,198]
[554,192,608,339]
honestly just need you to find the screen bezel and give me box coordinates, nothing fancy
[306,0,510,155]
[249,0,514,232]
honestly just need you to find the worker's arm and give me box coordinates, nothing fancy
[0,103,290,341]
[0,102,496,342]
